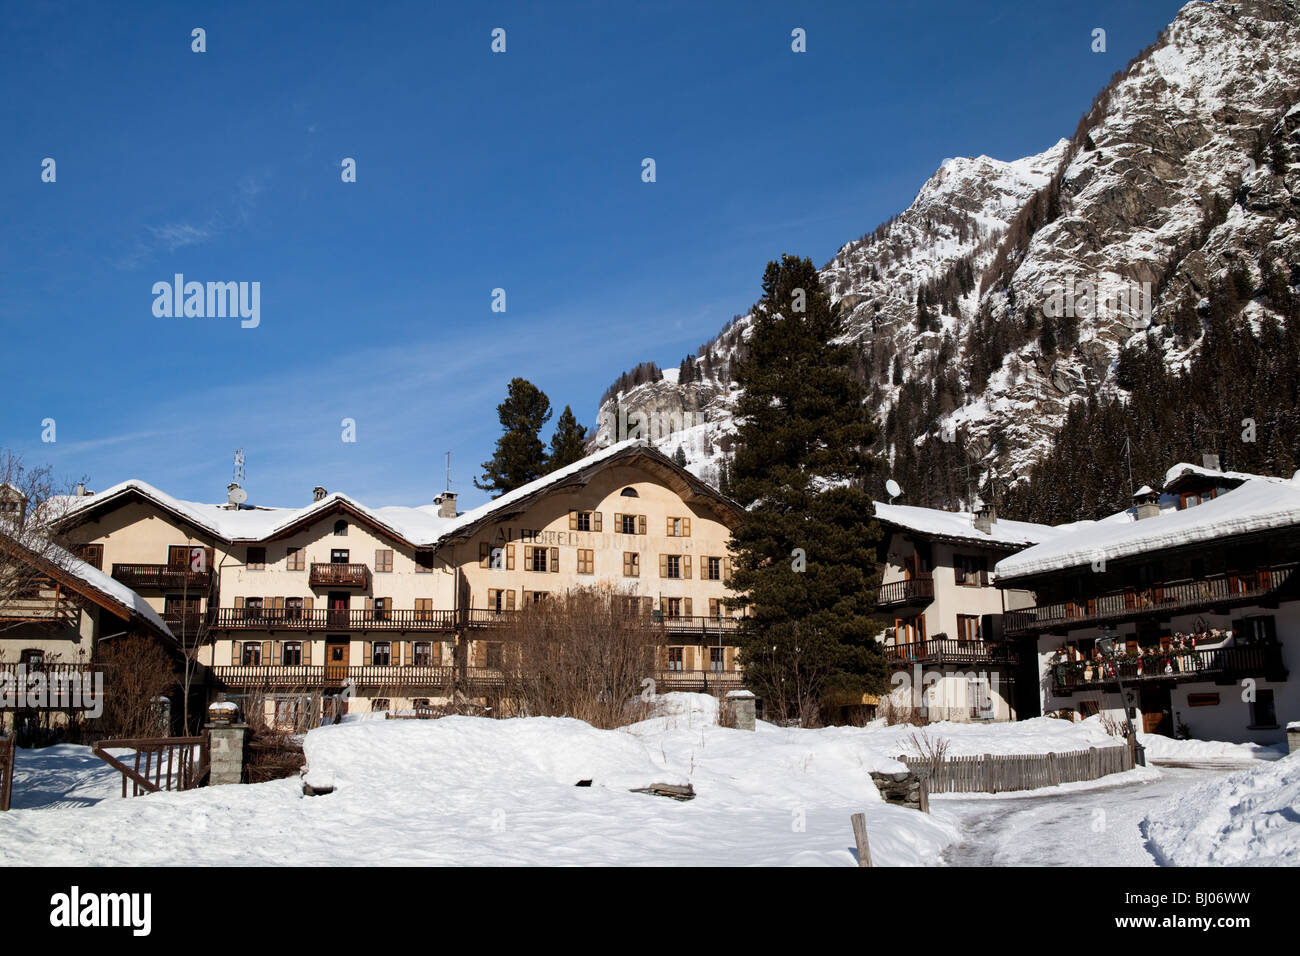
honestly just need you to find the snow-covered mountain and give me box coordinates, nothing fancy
[593,0,1300,502]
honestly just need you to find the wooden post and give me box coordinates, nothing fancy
[918,778,929,814]
[850,812,873,867]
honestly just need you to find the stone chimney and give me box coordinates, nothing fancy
[1132,485,1160,520]
[313,486,327,502]
[973,499,996,535]
[434,491,458,518]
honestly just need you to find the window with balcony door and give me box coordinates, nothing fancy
[283,642,302,666]
[665,597,682,619]
[667,647,684,671]
[241,642,261,665]
[710,647,725,672]
[956,614,980,645]
[706,557,722,580]
[285,597,304,620]
[330,549,349,564]
[371,642,392,666]
[414,642,433,666]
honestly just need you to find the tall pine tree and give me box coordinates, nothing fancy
[547,405,588,472]
[475,378,552,496]
[727,255,887,724]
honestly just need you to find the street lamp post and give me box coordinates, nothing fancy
[1098,628,1145,767]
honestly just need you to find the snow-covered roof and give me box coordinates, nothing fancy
[872,501,1058,548]
[55,440,729,549]
[996,475,1300,581]
[51,543,174,639]
[1162,462,1265,489]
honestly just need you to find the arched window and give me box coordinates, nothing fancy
[620,487,639,497]
[333,519,348,536]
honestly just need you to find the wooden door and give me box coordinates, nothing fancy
[328,592,350,629]
[325,640,350,682]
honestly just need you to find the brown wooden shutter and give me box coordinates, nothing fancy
[642,596,653,615]
[261,641,272,662]
[659,554,668,578]
[684,598,692,617]
[666,517,674,536]
[593,512,602,531]
[569,510,578,530]
[403,641,413,666]
[723,556,731,579]
[363,640,372,663]
[709,598,718,618]
[550,547,559,573]
[506,544,515,570]
[231,642,240,665]
[622,552,630,576]
[234,596,244,610]
[638,515,646,535]
[364,597,372,611]
[479,542,490,568]
[614,512,622,532]
[302,641,312,665]
[304,596,313,610]
[683,555,692,579]
[273,640,282,663]
[488,588,498,608]
[506,589,516,611]
[683,517,691,537]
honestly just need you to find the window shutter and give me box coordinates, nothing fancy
[273,640,282,663]
[614,512,622,531]
[642,596,653,615]
[475,641,487,667]
[479,542,490,568]
[659,554,668,578]
[593,512,602,531]
[683,555,692,579]
[623,553,630,576]
[550,547,559,572]
[261,641,272,662]
[303,641,312,665]
[569,510,578,530]
[231,642,240,665]
[709,598,718,618]
[506,544,515,570]
[638,515,646,535]
[666,517,674,536]
[723,556,731,579]
[683,517,691,537]
[364,597,372,611]
[364,641,372,663]
[403,641,413,666]
[304,596,313,611]
[506,589,516,611]
[234,596,244,610]
[684,598,692,617]
[488,588,498,608]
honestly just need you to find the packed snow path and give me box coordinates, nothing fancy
[936,767,1228,867]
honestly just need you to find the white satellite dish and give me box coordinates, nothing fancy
[227,485,248,505]
[885,479,902,502]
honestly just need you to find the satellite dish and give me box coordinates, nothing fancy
[885,479,902,502]
[227,485,248,505]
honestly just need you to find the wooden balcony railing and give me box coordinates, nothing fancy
[885,639,1016,667]
[653,669,745,692]
[1004,563,1297,635]
[876,575,935,607]
[308,563,370,588]
[211,664,458,688]
[1052,643,1286,694]
[463,609,742,638]
[163,612,206,636]
[210,608,458,631]
[112,563,211,590]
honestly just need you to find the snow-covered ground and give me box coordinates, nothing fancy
[1144,752,1300,866]
[1136,732,1287,768]
[1,697,1280,866]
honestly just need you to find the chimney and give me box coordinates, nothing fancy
[973,498,995,535]
[1132,485,1160,520]
[434,491,458,518]
[1201,452,1220,471]
[75,482,86,496]
[313,486,328,502]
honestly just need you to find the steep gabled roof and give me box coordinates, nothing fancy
[872,501,1058,550]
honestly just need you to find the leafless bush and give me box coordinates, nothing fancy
[881,699,930,727]
[0,450,81,633]
[494,586,659,729]
[1099,711,1127,738]
[95,636,175,739]
[907,728,951,778]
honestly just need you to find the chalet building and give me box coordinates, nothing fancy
[873,500,1056,722]
[0,531,180,739]
[55,441,746,725]
[996,462,1297,745]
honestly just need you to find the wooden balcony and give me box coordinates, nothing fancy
[876,575,935,608]
[1004,563,1297,636]
[1052,643,1286,695]
[653,669,745,692]
[462,609,741,640]
[211,664,458,689]
[886,638,1016,668]
[163,612,206,636]
[0,662,105,710]
[210,607,458,632]
[308,563,370,588]
[112,563,211,590]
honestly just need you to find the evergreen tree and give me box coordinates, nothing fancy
[547,405,588,472]
[727,254,887,725]
[672,445,687,467]
[475,378,552,496]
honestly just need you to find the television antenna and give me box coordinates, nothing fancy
[232,449,245,484]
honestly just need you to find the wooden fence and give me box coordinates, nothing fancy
[0,736,13,811]
[897,743,1135,794]
[92,735,211,798]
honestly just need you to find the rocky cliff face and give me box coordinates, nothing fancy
[594,0,1300,504]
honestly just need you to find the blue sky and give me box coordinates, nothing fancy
[1,0,1186,510]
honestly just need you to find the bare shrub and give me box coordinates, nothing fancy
[494,586,659,729]
[881,699,930,727]
[96,636,175,739]
[1099,711,1127,738]
[907,728,951,779]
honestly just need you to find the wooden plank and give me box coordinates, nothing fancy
[850,812,872,867]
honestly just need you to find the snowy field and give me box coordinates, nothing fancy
[0,697,1287,866]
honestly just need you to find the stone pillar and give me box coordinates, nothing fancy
[1288,722,1300,755]
[722,690,756,731]
[206,723,248,786]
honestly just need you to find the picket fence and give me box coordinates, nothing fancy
[897,743,1135,794]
